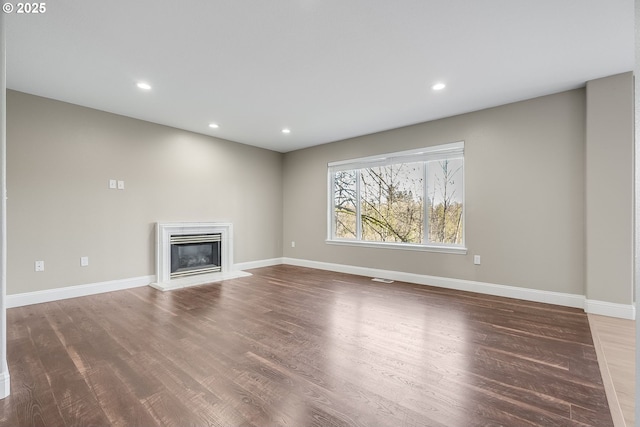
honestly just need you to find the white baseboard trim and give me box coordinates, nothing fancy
[585,299,636,320]
[6,258,635,320]
[6,275,155,308]
[281,257,635,320]
[282,257,584,308]
[0,362,9,399]
[235,258,284,271]
[5,260,283,308]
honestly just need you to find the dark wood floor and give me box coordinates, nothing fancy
[0,265,612,427]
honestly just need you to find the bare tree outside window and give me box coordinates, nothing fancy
[330,143,464,249]
[427,159,463,244]
[334,170,357,239]
[360,163,423,243]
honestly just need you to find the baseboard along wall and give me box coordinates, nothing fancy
[6,275,154,308]
[0,362,9,399]
[279,257,635,320]
[4,258,635,320]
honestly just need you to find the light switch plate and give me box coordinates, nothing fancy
[80,256,89,267]
[117,180,125,190]
[109,179,117,189]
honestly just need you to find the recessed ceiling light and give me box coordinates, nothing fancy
[208,123,219,129]
[282,128,291,134]
[432,83,446,91]
[136,82,152,90]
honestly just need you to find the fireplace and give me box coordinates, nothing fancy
[170,234,221,279]
[151,222,250,291]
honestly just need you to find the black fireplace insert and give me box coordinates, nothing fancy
[170,233,221,278]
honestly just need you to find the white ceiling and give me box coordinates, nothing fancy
[5,1,634,153]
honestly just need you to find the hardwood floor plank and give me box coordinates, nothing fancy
[26,309,112,426]
[79,365,158,427]
[4,336,65,426]
[242,350,457,427]
[53,299,166,401]
[0,265,614,426]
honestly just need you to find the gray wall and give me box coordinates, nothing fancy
[586,72,634,305]
[283,89,588,296]
[6,73,634,307]
[6,90,284,295]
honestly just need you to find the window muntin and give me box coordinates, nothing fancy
[328,142,464,251]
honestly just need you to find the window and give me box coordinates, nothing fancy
[328,142,465,253]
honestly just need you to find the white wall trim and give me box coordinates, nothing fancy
[281,257,635,319]
[585,299,636,320]
[5,258,636,321]
[0,361,8,399]
[283,257,584,308]
[0,11,9,400]
[6,275,155,308]
[234,258,284,271]
[325,239,468,255]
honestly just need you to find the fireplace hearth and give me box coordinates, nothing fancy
[151,222,250,291]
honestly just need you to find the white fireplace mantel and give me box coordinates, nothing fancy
[150,222,250,291]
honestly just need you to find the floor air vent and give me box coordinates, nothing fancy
[372,277,394,284]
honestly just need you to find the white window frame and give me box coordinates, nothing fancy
[327,141,467,254]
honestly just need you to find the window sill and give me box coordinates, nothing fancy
[325,239,468,255]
